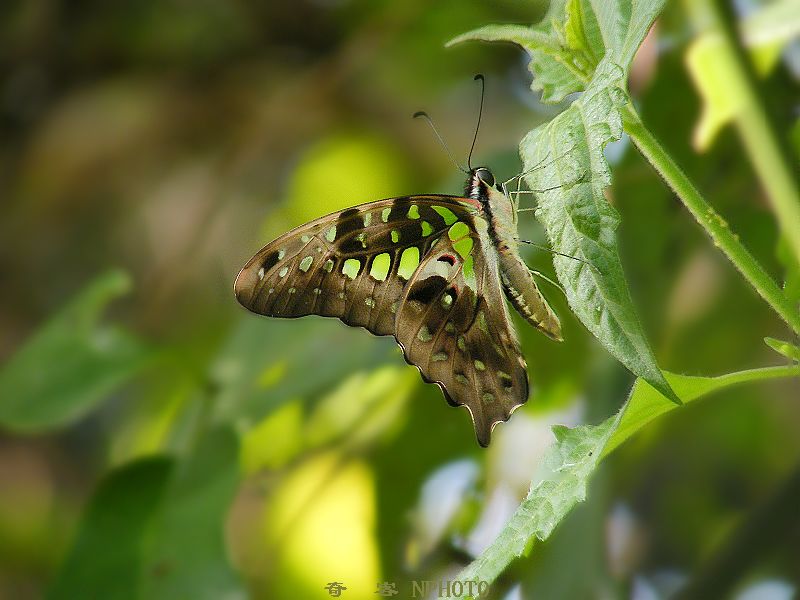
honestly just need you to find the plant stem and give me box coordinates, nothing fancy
[705,0,800,269]
[622,104,800,335]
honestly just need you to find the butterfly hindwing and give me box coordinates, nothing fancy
[234,166,558,446]
[394,217,529,447]
[235,196,481,336]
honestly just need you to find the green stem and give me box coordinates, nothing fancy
[622,104,800,335]
[705,0,800,269]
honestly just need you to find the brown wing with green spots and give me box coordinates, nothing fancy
[394,220,529,447]
[234,195,480,336]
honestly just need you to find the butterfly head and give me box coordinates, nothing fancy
[466,167,502,203]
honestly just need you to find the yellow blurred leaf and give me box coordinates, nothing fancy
[265,453,379,600]
[261,132,410,240]
[687,0,800,150]
[305,365,417,449]
[241,400,304,473]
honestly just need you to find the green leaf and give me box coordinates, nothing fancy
[448,0,666,103]
[457,364,799,595]
[142,426,242,600]
[458,414,618,591]
[49,428,243,600]
[448,23,591,103]
[603,365,800,457]
[523,58,678,403]
[0,270,151,432]
[764,337,800,363]
[48,458,174,600]
[451,1,677,402]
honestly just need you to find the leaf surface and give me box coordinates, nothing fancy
[0,270,151,432]
[457,364,799,595]
[452,0,677,402]
[48,458,173,600]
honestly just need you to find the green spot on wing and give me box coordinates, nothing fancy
[453,237,474,259]
[391,230,400,243]
[381,207,391,223]
[462,255,476,288]
[299,256,313,272]
[398,247,419,280]
[325,226,337,242]
[448,221,470,241]
[477,311,488,333]
[407,205,420,219]
[433,206,458,225]
[421,221,433,236]
[370,253,391,281]
[342,259,361,279]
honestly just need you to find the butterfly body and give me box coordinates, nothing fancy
[468,168,562,342]
[235,168,560,446]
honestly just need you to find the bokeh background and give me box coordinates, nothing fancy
[1,0,799,598]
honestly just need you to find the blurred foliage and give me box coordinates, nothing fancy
[0,270,151,432]
[1,0,799,599]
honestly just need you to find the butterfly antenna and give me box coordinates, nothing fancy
[413,111,469,174]
[467,74,485,171]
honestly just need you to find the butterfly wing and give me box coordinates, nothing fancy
[394,217,529,447]
[235,195,481,336]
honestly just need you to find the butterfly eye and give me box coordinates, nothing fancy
[475,168,495,187]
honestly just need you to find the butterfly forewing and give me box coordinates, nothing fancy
[235,196,481,336]
[394,218,529,447]
[236,186,540,446]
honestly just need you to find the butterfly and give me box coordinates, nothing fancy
[235,77,563,446]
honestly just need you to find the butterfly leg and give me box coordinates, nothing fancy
[518,239,593,267]
[510,177,588,214]
[501,146,587,195]
[510,166,589,204]
[502,175,525,226]
[500,152,553,214]
[514,173,524,222]
[500,150,554,191]
[528,268,566,296]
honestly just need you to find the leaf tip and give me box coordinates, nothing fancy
[764,337,800,362]
[645,370,683,406]
[551,423,571,442]
[661,384,683,406]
